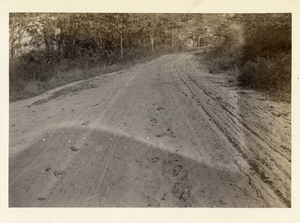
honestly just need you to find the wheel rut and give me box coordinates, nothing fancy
[9,52,290,207]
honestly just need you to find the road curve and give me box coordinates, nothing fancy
[9,52,291,207]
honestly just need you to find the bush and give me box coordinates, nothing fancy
[201,14,291,99]
[9,46,182,102]
[238,54,291,93]
[201,45,238,74]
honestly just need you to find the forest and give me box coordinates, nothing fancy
[9,13,291,101]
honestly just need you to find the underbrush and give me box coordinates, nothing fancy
[195,14,291,102]
[9,49,164,102]
[238,55,291,91]
[199,47,238,75]
[199,47,291,102]
[208,56,237,74]
[238,54,291,102]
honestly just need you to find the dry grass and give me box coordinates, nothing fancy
[23,80,40,94]
[9,52,161,102]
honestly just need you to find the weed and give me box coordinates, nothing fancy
[9,47,175,102]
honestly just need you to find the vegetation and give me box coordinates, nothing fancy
[9,13,291,102]
[202,14,291,100]
[10,13,210,101]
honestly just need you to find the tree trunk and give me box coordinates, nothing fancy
[120,32,123,57]
[10,44,15,59]
[150,35,154,53]
[58,28,64,60]
[204,28,207,47]
[171,35,174,48]
[72,39,76,58]
[129,33,132,48]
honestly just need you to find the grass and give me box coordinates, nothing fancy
[194,46,291,103]
[9,50,162,102]
[196,49,291,103]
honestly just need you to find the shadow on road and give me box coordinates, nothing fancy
[10,126,248,207]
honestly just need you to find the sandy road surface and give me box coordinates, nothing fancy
[9,52,291,207]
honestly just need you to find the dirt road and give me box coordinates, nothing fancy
[9,52,291,207]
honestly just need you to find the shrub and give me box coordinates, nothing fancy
[201,14,291,99]
[238,54,291,93]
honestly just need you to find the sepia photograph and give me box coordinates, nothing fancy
[9,12,291,208]
[2,0,300,222]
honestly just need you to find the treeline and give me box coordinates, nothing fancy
[205,13,291,97]
[10,13,211,62]
[10,13,290,101]
[10,13,218,100]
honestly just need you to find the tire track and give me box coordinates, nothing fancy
[165,61,235,207]
[186,57,290,163]
[35,70,139,206]
[174,54,289,207]
[10,68,140,207]
[9,53,290,207]
[9,75,125,186]
[186,71,289,164]
[184,56,291,206]
[84,142,118,207]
